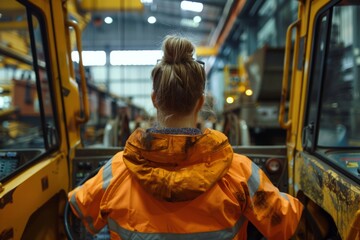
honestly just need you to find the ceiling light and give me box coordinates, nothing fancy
[147,16,156,24]
[180,18,199,28]
[110,50,163,65]
[104,17,113,24]
[141,0,153,3]
[226,97,234,104]
[71,51,106,66]
[245,89,253,96]
[180,1,203,13]
[193,16,201,23]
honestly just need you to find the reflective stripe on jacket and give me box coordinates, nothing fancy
[68,128,303,239]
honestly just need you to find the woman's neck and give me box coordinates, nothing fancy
[157,112,197,128]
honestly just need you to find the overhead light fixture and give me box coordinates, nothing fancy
[71,51,106,66]
[193,16,201,23]
[147,16,156,24]
[180,1,203,13]
[180,18,199,28]
[226,97,234,104]
[141,0,153,3]
[104,17,113,24]
[245,89,253,96]
[110,50,163,65]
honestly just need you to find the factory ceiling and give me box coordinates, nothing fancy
[0,0,265,72]
[79,0,251,58]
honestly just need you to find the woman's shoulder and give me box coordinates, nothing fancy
[231,153,253,168]
[104,151,128,178]
[226,153,254,182]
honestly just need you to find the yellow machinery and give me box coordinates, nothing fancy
[0,0,88,239]
[0,0,359,239]
[280,0,360,239]
[223,47,287,146]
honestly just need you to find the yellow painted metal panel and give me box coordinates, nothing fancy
[0,21,28,30]
[0,32,28,54]
[0,0,24,11]
[290,1,360,239]
[295,152,360,240]
[0,0,80,239]
[0,154,69,239]
[195,46,219,57]
[79,0,144,11]
[66,0,92,29]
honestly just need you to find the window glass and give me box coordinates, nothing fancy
[318,5,360,148]
[0,2,58,180]
[306,2,360,180]
[32,16,59,149]
[303,12,329,150]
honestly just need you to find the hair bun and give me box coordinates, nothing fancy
[151,35,206,115]
[162,35,194,64]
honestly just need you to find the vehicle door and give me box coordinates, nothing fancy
[0,0,84,239]
[293,0,360,239]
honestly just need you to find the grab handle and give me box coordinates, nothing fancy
[279,19,300,129]
[66,21,89,124]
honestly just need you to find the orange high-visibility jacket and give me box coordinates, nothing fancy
[69,128,303,240]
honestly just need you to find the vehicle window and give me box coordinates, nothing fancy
[318,4,360,148]
[304,12,329,149]
[306,1,360,180]
[0,2,58,181]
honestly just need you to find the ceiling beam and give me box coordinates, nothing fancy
[215,0,246,47]
[202,0,246,72]
[78,0,144,12]
[152,11,219,25]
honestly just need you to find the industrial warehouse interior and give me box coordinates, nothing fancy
[66,0,299,147]
[76,0,297,116]
[0,0,359,239]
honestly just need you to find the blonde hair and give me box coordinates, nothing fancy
[151,35,206,116]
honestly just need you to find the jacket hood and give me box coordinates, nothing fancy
[123,128,233,202]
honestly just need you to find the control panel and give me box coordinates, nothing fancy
[0,150,43,181]
[73,158,109,186]
[72,148,121,187]
[0,152,20,179]
[70,148,121,239]
[233,146,288,192]
[247,154,288,192]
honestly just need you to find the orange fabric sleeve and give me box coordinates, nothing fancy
[245,169,303,239]
[231,154,304,240]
